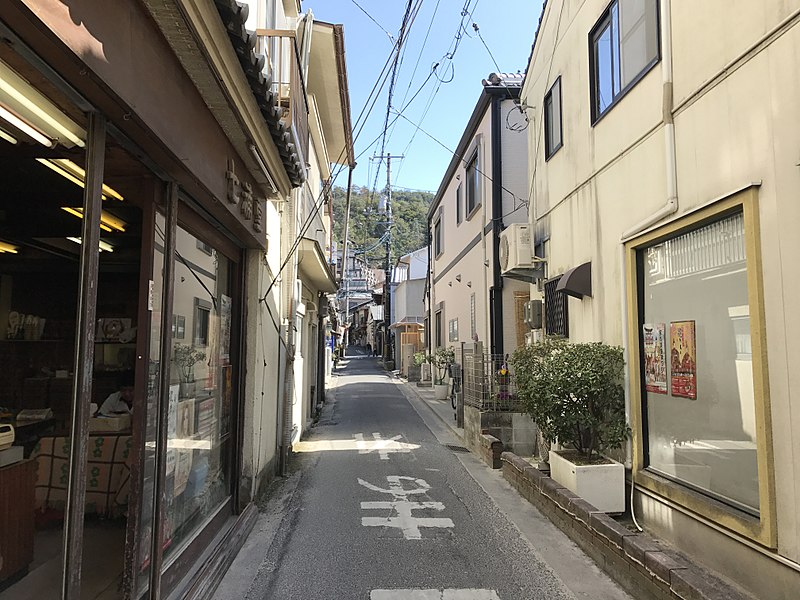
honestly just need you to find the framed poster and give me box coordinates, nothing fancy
[197,398,215,441]
[166,384,180,474]
[670,320,697,399]
[177,400,195,438]
[174,450,193,496]
[642,323,667,394]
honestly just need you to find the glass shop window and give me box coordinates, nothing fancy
[638,211,759,515]
[163,224,235,560]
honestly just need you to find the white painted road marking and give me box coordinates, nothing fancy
[370,590,501,599]
[354,432,411,460]
[358,476,455,539]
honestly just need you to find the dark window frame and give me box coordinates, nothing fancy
[433,218,443,258]
[465,149,481,219]
[456,183,463,225]
[544,77,563,159]
[589,0,661,124]
[435,309,444,348]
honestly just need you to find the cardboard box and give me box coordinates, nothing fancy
[89,414,131,432]
[0,445,24,467]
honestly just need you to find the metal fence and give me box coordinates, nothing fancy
[462,351,523,412]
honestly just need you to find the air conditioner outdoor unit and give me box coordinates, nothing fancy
[499,223,533,272]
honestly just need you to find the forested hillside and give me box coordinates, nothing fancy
[331,185,433,266]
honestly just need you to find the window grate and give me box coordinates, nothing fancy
[544,277,568,338]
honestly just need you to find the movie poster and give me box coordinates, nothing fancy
[670,320,697,399]
[643,323,667,394]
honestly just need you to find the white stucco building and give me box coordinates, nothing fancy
[522,1,800,597]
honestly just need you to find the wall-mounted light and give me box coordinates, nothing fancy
[40,159,124,201]
[448,281,452,287]
[61,207,127,233]
[0,60,85,148]
[455,274,461,282]
[66,237,114,252]
[467,281,472,288]
[0,241,19,253]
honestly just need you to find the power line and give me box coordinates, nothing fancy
[391,108,527,218]
[350,0,395,44]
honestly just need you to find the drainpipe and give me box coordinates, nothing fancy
[621,0,677,241]
[620,0,675,531]
[490,93,505,356]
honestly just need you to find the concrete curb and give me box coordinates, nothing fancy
[395,376,464,442]
[501,451,757,600]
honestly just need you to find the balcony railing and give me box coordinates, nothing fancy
[256,29,309,172]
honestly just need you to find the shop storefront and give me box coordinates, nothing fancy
[626,187,776,548]
[0,1,269,597]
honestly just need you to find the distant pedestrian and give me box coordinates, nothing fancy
[366,343,372,356]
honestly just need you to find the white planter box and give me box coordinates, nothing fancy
[434,384,449,400]
[549,450,625,513]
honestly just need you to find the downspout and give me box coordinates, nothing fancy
[490,93,505,356]
[621,0,677,240]
[425,227,432,355]
[620,0,675,531]
[280,187,299,476]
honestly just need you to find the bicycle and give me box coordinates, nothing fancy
[447,363,462,411]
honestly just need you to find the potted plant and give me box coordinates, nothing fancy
[174,343,206,398]
[511,340,629,512]
[408,351,426,382]
[431,346,455,400]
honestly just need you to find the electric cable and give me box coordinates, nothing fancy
[350,0,395,44]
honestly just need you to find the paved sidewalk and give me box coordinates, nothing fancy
[395,377,465,442]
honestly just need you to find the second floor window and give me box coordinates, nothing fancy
[465,151,480,216]
[544,77,563,158]
[456,184,463,225]
[434,219,443,258]
[590,0,659,122]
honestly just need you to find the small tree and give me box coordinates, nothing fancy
[430,346,455,385]
[511,340,628,460]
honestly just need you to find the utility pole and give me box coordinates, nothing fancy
[373,153,403,364]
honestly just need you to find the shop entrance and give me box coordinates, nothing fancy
[0,81,149,598]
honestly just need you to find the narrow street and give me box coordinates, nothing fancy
[217,356,632,600]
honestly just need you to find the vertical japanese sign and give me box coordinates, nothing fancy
[670,321,697,399]
[643,323,667,394]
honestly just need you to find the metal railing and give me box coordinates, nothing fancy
[255,29,309,168]
[462,351,523,412]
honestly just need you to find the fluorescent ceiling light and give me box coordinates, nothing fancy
[0,127,17,145]
[38,158,125,202]
[66,237,114,253]
[61,206,126,233]
[0,241,18,253]
[0,104,54,147]
[0,60,85,148]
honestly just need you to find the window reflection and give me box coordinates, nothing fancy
[162,225,233,560]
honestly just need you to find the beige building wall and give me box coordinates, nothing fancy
[431,109,493,350]
[522,1,800,596]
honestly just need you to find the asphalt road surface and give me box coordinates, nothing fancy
[234,356,631,600]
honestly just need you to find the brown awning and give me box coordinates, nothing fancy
[556,261,592,299]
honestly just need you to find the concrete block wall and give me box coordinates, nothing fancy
[464,406,538,456]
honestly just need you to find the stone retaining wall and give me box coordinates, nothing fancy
[501,451,756,600]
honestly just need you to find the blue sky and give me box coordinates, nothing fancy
[304,0,544,193]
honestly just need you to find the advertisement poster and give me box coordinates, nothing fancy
[197,398,215,441]
[166,384,180,474]
[670,321,697,399]
[220,294,232,363]
[643,323,667,394]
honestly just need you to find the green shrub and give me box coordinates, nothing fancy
[511,340,629,460]
[431,346,455,385]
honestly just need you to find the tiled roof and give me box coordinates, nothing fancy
[482,72,526,88]
[214,0,306,186]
